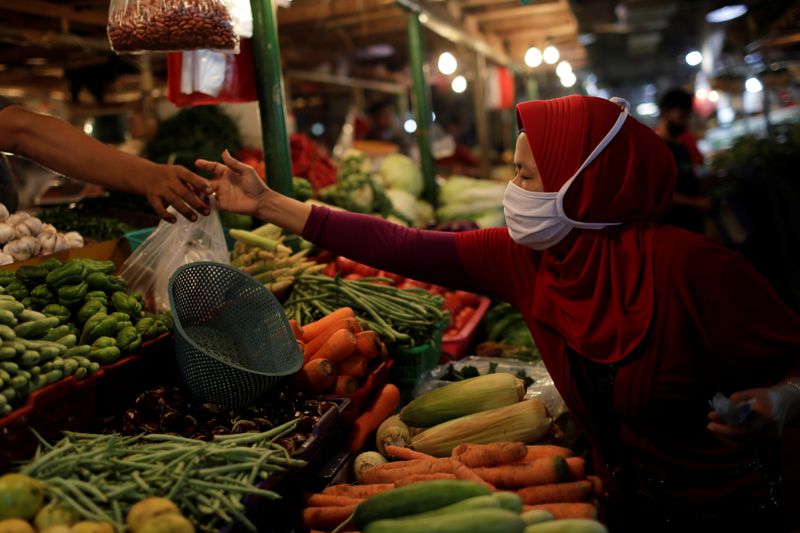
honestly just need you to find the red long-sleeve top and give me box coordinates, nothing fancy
[303,205,800,520]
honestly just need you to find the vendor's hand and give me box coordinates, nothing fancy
[694,196,715,213]
[196,150,269,217]
[708,383,800,445]
[146,164,211,223]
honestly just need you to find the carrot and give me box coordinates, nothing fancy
[523,445,574,462]
[473,456,571,489]
[334,375,359,395]
[305,493,364,507]
[302,504,357,530]
[384,445,435,461]
[566,457,586,480]
[452,442,527,468]
[380,341,389,361]
[288,319,304,339]
[300,358,336,393]
[305,317,359,356]
[349,383,400,452]
[362,457,457,484]
[302,307,355,340]
[451,461,496,491]
[309,329,358,365]
[586,475,604,498]
[355,331,381,359]
[338,355,368,378]
[518,480,593,505]
[323,484,394,498]
[395,473,457,487]
[523,503,597,520]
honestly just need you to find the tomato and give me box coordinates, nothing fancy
[383,271,405,284]
[442,292,463,315]
[452,307,476,332]
[344,273,363,280]
[454,290,480,308]
[336,256,358,274]
[428,285,447,296]
[401,279,429,290]
[323,263,338,277]
[353,263,379,277]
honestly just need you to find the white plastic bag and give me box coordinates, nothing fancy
[120,204,229,312]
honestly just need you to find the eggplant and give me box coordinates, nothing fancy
[160,410,183,431]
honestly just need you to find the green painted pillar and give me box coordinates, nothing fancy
[406,13,438,208]
[250,0,293,197]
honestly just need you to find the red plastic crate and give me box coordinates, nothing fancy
[441,297,492,362]
[322,359,393,424]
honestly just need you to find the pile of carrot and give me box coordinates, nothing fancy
[301,441,605,532]
[291,307,388,395]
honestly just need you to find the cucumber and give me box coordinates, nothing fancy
[0,369,7,381]
[524,519,607,533]
[14,317,60,339]
[4,341,24,354]
[0,393,6,406]
[63,358,79,375]
[42,325,71,342]
[9,375,27,389]
[0,300,24,318]
[0,404,9,416]
[20,350,40,367]
[88,362,100,374]
[354,480,491,528]
[30,374,47,390]
[64,345,91,358]
[1,387,16,401]
[55,334,78,348]
[45,369,63,384]
[30,365,43,375]
[39,345,62,361]
[492,492,523,513]
[0,362,18,373]
[364,509,525,533]
[521,510,554,526]
[0,309,17,327]
[74,367,88,380]
[0,346,15,360]
[407,495,501,518]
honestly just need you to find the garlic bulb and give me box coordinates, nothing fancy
[8,212,30,226]
[38,231,57,255]
[53,233,70,253]
[4,239,32,262]
[64,231,84,249]
[0,252,12,266]
[20,235,40,257]
[40,223,57,235]
[0,223,14,244]
[14,217,44,239]
[0,204,9,223]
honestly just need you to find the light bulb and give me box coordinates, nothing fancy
[451,75,468,93]
[708,90,720,103]
[438,52,457,75]
[685,50,703,66]
[555,60,572,78]
[404,119,417,133]
[560,71,577,88]
[745,77,763,93]
[524,47,542,68]
[543,45,560,65]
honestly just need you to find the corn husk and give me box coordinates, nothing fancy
[400,373,526,428]
[411,399,551,457]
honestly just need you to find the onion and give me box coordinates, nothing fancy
[8,211,30,226]
[40,223,57,235]
[53,233,70,253]
[39,232,57,254]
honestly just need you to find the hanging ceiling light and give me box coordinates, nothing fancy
[555,60,572,78]
[451,75,468,93]
[438,52,458,75]
[543,45,560,65]
[706,4,747,23]
[524,47,542,68]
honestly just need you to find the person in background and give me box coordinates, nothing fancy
[0,96,209,222]
[656,88,714,234]
[363,100,409,152]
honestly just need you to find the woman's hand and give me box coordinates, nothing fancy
[196,150,269,217]
[708,382,800,445]
[144,164,211,223]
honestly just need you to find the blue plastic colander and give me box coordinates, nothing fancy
[168,262,303,408]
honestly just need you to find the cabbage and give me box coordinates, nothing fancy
[379,154,424,197]
[414,199,435,228]
[385,188,418,223]
[292,177,312,202]
[440,176,505,205]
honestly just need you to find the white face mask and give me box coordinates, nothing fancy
[504,97,630,251]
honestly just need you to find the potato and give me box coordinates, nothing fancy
[127,498,180,533]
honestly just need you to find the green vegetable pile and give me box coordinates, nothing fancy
[283,274,447,348]
[0,259,171,417]
[21,420,306,532]
[439,362,535,389]
[318,150,392,215]
[476,303,540,362]
[39,207,134,242]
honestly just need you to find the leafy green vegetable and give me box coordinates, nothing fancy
[379,153,423,197]
[39,207,134,241]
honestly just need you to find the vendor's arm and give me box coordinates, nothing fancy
[0,101,209,222]
[705,253,800,443]
[199,151,492,293]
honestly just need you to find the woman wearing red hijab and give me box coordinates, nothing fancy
[198,96,800,531]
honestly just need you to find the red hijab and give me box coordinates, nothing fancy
[516,95,676,362]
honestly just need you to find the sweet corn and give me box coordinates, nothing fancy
[411,399,551,457]
[401,373,526,428]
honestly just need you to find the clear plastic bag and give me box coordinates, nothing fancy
[120,204,229,312]
[107,0,240,54]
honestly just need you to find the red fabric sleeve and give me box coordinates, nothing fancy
[707,253,800,381]
[301,205,477,291]
[455,227,536,310]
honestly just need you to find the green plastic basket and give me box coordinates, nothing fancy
[389,322,446,394]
